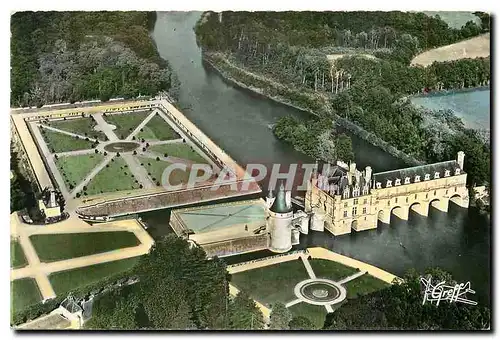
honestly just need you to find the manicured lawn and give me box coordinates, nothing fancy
[41,128,96,153]
[11,278,41,314]
[135,115,180,141]
[149,142,208,164]
[309,259,359,281]
[49,117,108,141]
[49,257,140,296]
[103,111,151,139]
[85,156,140,195]
[136,156,192,187]
[30,232,140,262]
[230,259,309,306]
[287,302,327,329]
[56,153,104,189]
[11,240,27,268]
[343,274,390,299]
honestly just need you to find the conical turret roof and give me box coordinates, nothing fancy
[270,182,292,214]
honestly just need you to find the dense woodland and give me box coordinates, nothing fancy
[11,12,179,107]
[196,11,490,189]
[85,235,265,330]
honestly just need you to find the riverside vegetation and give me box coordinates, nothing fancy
[11,12,180,107]
[195,11,490,193]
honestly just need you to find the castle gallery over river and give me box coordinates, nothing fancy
[11,98,469,258]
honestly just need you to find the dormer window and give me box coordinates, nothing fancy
[386,180,392,187]
[444,170,450,177]
[404,177,410,184]
[362,187,369,195]
[395,179,401,186]
[415,175,420,183]
[434,172,440,179]
[424,174,430,181]
[376,182,381,189]
[343,190,350,199]
[455,168,461,175]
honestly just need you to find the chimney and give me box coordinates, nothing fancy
[457,151,465,170]
[285,191,292,209]
[349,162,356,175]
[365,166,372,182]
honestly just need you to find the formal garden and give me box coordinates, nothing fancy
[230,257,390,329]
[11,240,27,269]
[11,278,42,315]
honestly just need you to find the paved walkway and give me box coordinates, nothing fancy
[11,213,154,301]
[55,149,96,157]
[92,113,119,141]
[39,124,100,143]
[148,138,184,146]
[121,153,155,189]
[70,154,114,198]
[337,270,366,285]
[300,254,316,279]
[126,110,157,141]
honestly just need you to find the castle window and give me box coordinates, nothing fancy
[455,168,461,175]
[434,191,437,196]
[343,190,350,199]
[426,193,429,199]
[404,177,410,185]
[395,198,398,203]
[352,207,357,216]
[424,174,430,181]
[387,201,390,206]
[455,187,457,192]
[446,190,448,195]
[415,194,417,199]
[376,182,381,189]
[362,207,367,214]
[364,199,367,205]
[386,180,392,187]
[354,199,358,205]
[415,175,420,182]
[406,197,409,203]
[362,187,369,195]
[434,172,440,179]
[395,179,401,186]
[344,202,348,208]
[444,170,451,177]
[343,210,347,218]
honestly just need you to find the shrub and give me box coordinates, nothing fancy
[164,153,168,158]
[156,157,160,161]
[139,184,143,189]
[142,147,146,152]
[76,192,81,198]
[116,152,120,157]
[146,143,150,147]
[83,186,87,191]
[156,181,161,186]
[95,149,99,154]
[104,152,108,156]
[133,151,137,155]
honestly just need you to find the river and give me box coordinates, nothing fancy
[150,11,490,305]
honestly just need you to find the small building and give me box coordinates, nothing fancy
[38,188,63,222]
[16,296,83,330]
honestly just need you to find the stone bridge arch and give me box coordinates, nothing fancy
[449,194,469,208]
[409,201,429,217]
[391,205,409,221]
[351,220,358,231]
[429,198,449,213]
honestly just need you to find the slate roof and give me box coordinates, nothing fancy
[17,313,71,330]
[373,160,463,188]
[270,183,292,214]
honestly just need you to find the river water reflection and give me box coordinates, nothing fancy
[151,11,490,305]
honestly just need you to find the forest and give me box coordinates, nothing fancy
[10,12,179,107]
[196,11,490,189]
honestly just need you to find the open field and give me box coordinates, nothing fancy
[49,257,140,296]
[411,33,490,67]
[30,232,140,262]
[11,240,27,269]
[56,153,104,189]
[288,302,327,329]
[344,274,390,299]
[103,111,151,139]
[230,260,310,306]
[11,278,42,314]
[135,115,180,141]
[309,259,359,281]
[50,117,108,141]
[85,157,140,195]
[41,128,95,153]
[149,143,208,164]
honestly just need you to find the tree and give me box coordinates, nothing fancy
[335,134,355,162]
[289,316,316,330]
[269,302,292,330]
[228,291,264,330]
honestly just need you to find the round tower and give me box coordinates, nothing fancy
[268,183,293,253]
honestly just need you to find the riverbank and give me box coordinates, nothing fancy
[203,52,423,167]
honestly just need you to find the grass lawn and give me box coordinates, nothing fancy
[136,156,192,186]
[85,156,140,195]
[49,117,108,141]
[343,274,390,299]
[149,143,208,164]
[103,111,151,139]
[230,259,309,306]
[56,153,104,189]
[135,115,180,141]
[30,232,140,262]
[287,302,327,329]
[11,240,27,268]
[309,259,359,281]
[49,257,140,296]
[11,278,42,314]
[41,129,96,153]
